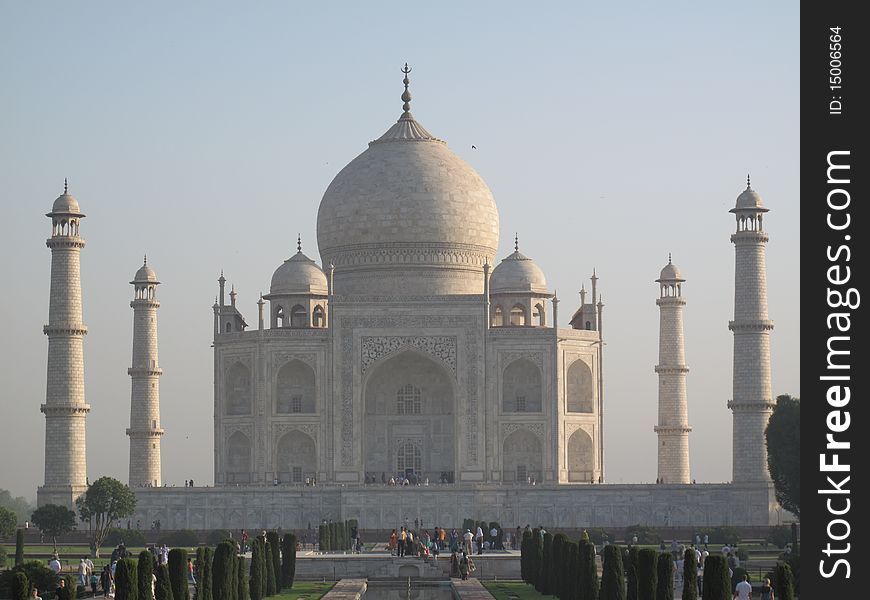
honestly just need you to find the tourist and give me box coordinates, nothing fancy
[30,588,42,600]
[458,552,469,580]
[188,558,196,584]
[475,525,484,554]
[49,555,61,574]
[733,574,752,600]
[463,529,474,554]
[450,528,458,552]
[100,565,112,598]
[90,571,99,596]
[398,527,407,557]
[490,525,499,549]
[389,529,397,555]
[759,578,774,600]
[79,558,89,587]
[55,578,69,600]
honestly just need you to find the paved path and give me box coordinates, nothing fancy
[320,579,367,600]
[453,579,495,600]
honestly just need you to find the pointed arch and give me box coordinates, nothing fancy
[312,304,326,328]
[226,362,252,415]
[275,359,316,413]
[566,359,594,413]
[290,304,307,328]
[509,304,527,326]
[492,305,504,327]
[275,430,316,483]
[226,431,252,483]
[567,428,594,481]
[502,428,542,482]
[503,358,542,413]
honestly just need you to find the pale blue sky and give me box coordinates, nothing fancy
[0,1,799,500]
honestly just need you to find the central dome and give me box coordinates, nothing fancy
[317,80,499,296]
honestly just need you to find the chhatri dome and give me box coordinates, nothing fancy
[270,236,328,295]
[48,178,84,216]
[490,235,549,294]
[316,64,500,296]
[132,256,159,283]
[732,174,768,212]
[656,254,684,283]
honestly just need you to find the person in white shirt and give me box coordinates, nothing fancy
[463,529,474,554]
[49,557,61,574]
[734,575,752,600]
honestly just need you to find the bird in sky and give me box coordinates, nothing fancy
[471,145,477,149]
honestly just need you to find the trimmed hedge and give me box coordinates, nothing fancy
[579,539,598,600]
[155,565,174,600]
[249,538,266,600]
[636,549,657,600]
[159,531,200,547]
[539,532,553,595]
[12,572,29,600]
[773,562,795,600]
[550,533,566,598]
[115,558,139,600]
[236,557,249,600]
[106,528,147,548]
[682,548,698,600]
[624,525,662,546]
[15,529,25,566]
[700,555,730,600]
[168,549,190,600]
[281,534,296,589]
[655,553,673,600]
[212,541,236,600]
[207,530,234,546]
[264,542,276,597]
[626,546,639,600]
[138,550,155,600]
[599,544,625,600]
[201,547,213,600]
[265,533,281,592]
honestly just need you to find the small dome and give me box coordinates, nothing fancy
[270,251,328,296]
[132,259,159,284]
[52,192,81,214]
[657,260,684,282]
[731,178,768,213]
[490,250,548,294]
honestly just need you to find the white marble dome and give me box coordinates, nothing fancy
[133,260,159,283]
[50,192,83,216]
[490,250,548,294]
[657,260,683,282]
[733,179,768,212]
[270,250,328,295]
[316,109,500,296]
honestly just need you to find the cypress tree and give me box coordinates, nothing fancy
[520,530,531,584]
[265,533,281,592]
[539,531,553,595]
[599,544,626,600]
[318,525,328,552]
[212,541,237,600]
[230,548,239,600]
[626,547,639,600]
[248,540,262,600]
[236,556,249,600]
[264,541,276,597]
[11,571,29,600]
[655,553,673,600]
[155,565,174,600]
[194,547,205,600]
[636,549,657,600]
[773,562,795,600]
[281,534,297,589]
[201,547,213,600]
[681,549,698,600]
[530,529,543,588]
[700,555,730,600]
[566,542,580,600]
[139,550,155,600]
[550,533,566,598]
[579,540,599,600]
[115,558,140,600]
[64,574,78,600]
[168,549,190,600]
[14,528,25,566]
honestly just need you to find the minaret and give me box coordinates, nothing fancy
[654,255,691,483]
[728,176,774,482]
[38,180,91,508]
[127,257,164,487]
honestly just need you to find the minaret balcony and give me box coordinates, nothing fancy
[46,236,86,249]
[40,403,91,415]
[728,320,774,332]
[128,366,163,376]
[43,324,88,336]
[727,399,777,410]
[654,365,690,374]
[126,428,165,438]
[730,231,770,244]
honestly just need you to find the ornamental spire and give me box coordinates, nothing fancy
[401,63,412,114]
[64,177,68,194]
[747,173,751,189]
[514,232,519,252]
[297,233,302,253]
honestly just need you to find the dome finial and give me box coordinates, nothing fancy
[297,233,302,253]
[63,177,68,194]
[514,232,519,252]
[668,252,672,264]
[143,254,147,266]
[401,63,412,114]
[747,173,751,189]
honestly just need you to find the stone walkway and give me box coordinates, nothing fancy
[320,579,367,600]
[453,579,496,600]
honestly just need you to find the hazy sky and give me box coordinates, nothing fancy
[0,2,799,501]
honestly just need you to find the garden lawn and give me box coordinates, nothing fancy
[271,582,335,600]
[483,581,551,600]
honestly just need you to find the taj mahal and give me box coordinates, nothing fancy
[36,67,781,530]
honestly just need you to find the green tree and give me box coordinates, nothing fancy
[700,555,729,600]
[15,528,25,566]
[636,549,657,600]
[281,534,296,589]
[115,558,139,600]
[765,394,800,517]
[317,525,328,552]
[599,545,625,600]
[773,562,794,600]
[249,539,265,600]
[30,504,76,553]
[11,571,29,600]
[168,549,190,600]
[520,530,531,584]
[264,542,276,597]
[681,549,698,600]
[201,547,214,600]
[265,533,281,592]
[654,553,673,600]
[212,541,236,600]
[529,529,543,588]
[236,557,249,600]
[138,550,155,600]
[626,547,639,600]
[230,549,239,600]
[75,477,137,557]
[0,506,17,539]
[194,547,205,600]
[579,540,598,600]
[539,532,553,595]
[550,533,566,597]
[155,565,174,600]
[0,489,35,525]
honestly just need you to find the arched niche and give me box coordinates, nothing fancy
[566,359,594,413]
[502,428,542,482]
[503,358,542,413]
[275,360,316,413]
[226,431,252,483]
[226,362,252,415]
[275,430,316,483]
[567,428,594,481]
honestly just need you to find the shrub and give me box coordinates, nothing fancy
[139,550,155,600]
[106,528,147,548]
[520,530,531,584]
[655,553,673,600]
[159,531,200,547]
[529,529,543,588]
[538,532,552,595]
[0,545,7,569]
[578,539,598,600]
[695,527,739,546]
[207,530,234,546]
[249,538,265,600]
[563,542,578,600]
[212,541,236,600]
[200,547,213,600]
[772,562,794,600]
[12,571,29,600]
[586,528,613,546]
[265,533,281,592]
[626,547,639,600]
[765,526,791,549]
[15,528,25,566]
[155,565,174,600]
[624,525,662,546]
[599,544,625,600]
[317,525,328,552]
[550,533,566,598]
[230,551,239,600]
[281,534,296,589]
[681,548,698,600]
[3,561,58,598]
[115,558,139,600]
[636,549,657,600]
[700,555,730,600]
[236,557,248,600]
[194,547,205,600]
[64,574,80,600]
[264,542,276,597]
[168,549,190,600]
